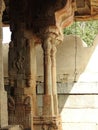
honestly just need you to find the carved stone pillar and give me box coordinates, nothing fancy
[24,37,38,117]
[0,0,8,128]
[8,26,38,129]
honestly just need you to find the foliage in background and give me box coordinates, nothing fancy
[63,21,98,46]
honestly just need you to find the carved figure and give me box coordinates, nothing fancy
[15,52,25,73]
[8,95,15,110]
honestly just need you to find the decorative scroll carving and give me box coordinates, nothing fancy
[55,0,75,29]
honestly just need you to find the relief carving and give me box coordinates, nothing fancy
[9,31,32,77]
[15,52,25,73]
[8,95,15,111]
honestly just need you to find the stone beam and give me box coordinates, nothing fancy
[75,14,98,21]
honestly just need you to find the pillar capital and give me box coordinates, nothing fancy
[41,26,63,47]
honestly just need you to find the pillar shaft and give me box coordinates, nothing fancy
[51,44,59,115]
[43,38,52,95]
[42,37,54,116]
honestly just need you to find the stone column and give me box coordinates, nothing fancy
[24,38,37,130]
[42,37,54,116]
[24,37,37,116]
[8,27,38,129]
[0,0,8,128]
[42,26,63,117]
[51,44,59,116]
[38,26,63,130]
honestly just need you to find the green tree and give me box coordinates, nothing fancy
[63,21,98,46]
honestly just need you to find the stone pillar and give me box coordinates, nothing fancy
[33,26,63,130]
[42,26,63,117]
[51,44,59,116]
[8,27,38,130]
[39,26,63,130]
[42,37,54,116]
[23,38,37,130]
[24,37,37,116]
[0,0,8,128]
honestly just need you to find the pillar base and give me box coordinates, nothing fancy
[33,116,62,130]
[43,95,54,116]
